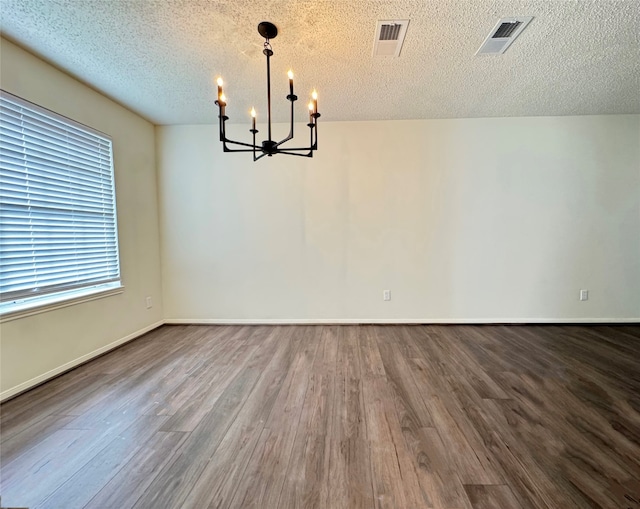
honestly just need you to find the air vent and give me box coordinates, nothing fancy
[373,19,409,57]
[492,21,522,38]
[476,16,533,55]
[380,24,402,41]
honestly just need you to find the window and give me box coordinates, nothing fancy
[0,90,122,317]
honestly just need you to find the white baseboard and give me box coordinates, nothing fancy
[0,320,164,402]
[164,317,640,325]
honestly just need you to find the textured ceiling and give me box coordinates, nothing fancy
[1,0,639,125]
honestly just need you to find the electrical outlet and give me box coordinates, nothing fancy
[383,290,391,301]
[579,289,588,302]
[146,296,153,309]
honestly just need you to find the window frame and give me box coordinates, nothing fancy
[0,90,123,321]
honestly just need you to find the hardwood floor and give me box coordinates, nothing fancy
[1,324,639,508]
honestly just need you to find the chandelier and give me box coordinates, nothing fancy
[215,22,320,161]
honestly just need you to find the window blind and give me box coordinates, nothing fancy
[0,90,121,305]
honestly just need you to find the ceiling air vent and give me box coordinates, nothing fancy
[373,20,409,57]
[476,16,533,55]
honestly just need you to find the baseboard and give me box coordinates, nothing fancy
[0,320,164,402]
[164,317,640,325]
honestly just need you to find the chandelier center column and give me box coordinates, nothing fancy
[264,40,273,152]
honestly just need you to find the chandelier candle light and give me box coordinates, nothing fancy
[215,21,321,161]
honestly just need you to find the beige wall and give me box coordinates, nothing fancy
[0,38,164,398]
[1,36,639,399]
[158,116,640,322]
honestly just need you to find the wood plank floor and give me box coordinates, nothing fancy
[1,324,639,508]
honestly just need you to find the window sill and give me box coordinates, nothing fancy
[0,283,124,323]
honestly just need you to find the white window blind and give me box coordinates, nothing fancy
[0,90,121,309]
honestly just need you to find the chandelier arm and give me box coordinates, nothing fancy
[274,128,296,148]
[222,147,261,153]
[216,102,227,142]
[222,138,260,149]
[250,127,258,160]
[217,111,251,149]
[274,124,293,148]
[306,122,317,151]
[270,123,317,153]
[221,133,260,151]
[274,113,294,147]
[273,146,313,152]
[276,118,318,152]
[275,136,293,148]
[277,150,313,158]
[217,104,262,151]
[311,116,319,150]
[275,93,297,148]
[254,151,270,162]
[311,123,315,150]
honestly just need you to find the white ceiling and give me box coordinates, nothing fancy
[1,0,639,125]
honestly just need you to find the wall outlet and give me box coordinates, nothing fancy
[579,289,589,301]
[146,296,153,309]
[383,290,391,301]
